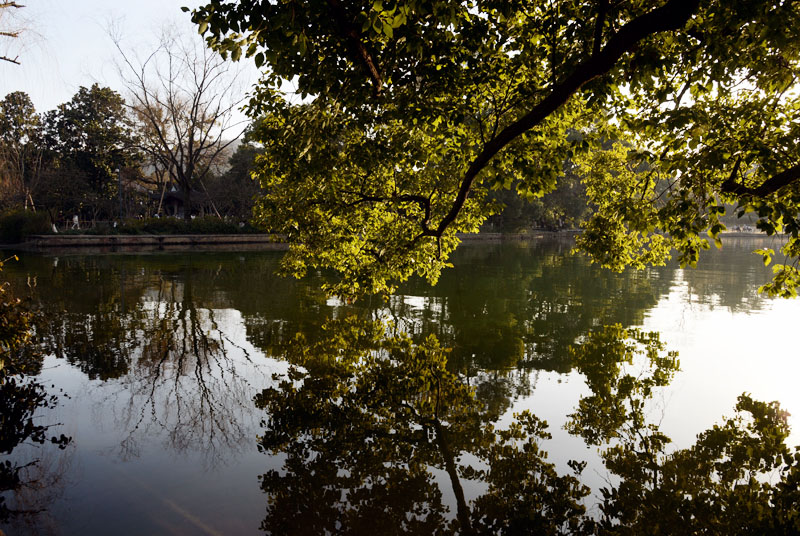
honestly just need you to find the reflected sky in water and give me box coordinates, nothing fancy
[1,237,798,535]
[643,270,800,448]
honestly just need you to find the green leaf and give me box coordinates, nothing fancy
[189,0,800,298]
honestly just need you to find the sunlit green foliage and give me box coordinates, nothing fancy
[247,99,494,295]
[574,141,673,271]
[191,0,800,297]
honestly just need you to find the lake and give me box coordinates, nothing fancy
[1,236,799,535]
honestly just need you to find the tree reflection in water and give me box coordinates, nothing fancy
[2,248,798,533]
[1,262,72,530]
[27,259,267,467]
[103,272,263,466]
[256,317,800,535]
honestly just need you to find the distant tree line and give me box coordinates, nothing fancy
[1,83,595,235]
[0,86,263,229]
[483,159,592,232]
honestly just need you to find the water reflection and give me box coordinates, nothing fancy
[255,316,591,535]
[10,241,776,381]
[390,239,778,379]
[390,240,676,374]
[0,240,796,534]
[257,316,799,535]
[0,267,71,527]
[38,263,265,465]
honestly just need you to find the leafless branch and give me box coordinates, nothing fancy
[111,27,248,218]
[0,1,25,64]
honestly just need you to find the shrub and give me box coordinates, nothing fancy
[113,216,260,235]
[0,210,51,244]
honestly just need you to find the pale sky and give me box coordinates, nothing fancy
[0,1,261,119]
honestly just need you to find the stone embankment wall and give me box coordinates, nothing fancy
[18,234,289,254]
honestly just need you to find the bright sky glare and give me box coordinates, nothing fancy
[0,1,261,119]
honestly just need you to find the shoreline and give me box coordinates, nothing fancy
[0,230,775,255]
[6,233,289,255]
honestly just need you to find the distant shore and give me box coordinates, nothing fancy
[7,233,288,255]
[2,229,775,255]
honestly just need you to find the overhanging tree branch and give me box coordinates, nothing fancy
[425,0,701,239]
[722,162,800,197]
[326,0,383,96]
[592,0,610,58]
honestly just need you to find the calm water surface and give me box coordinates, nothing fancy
[1,237,799,535]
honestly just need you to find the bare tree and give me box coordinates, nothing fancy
[113,28,247,219]
[0,1,24,64]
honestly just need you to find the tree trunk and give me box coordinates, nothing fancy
[433,419,474,535]
[183,186,192,221]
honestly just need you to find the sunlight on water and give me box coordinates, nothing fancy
[644,271,800,448]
